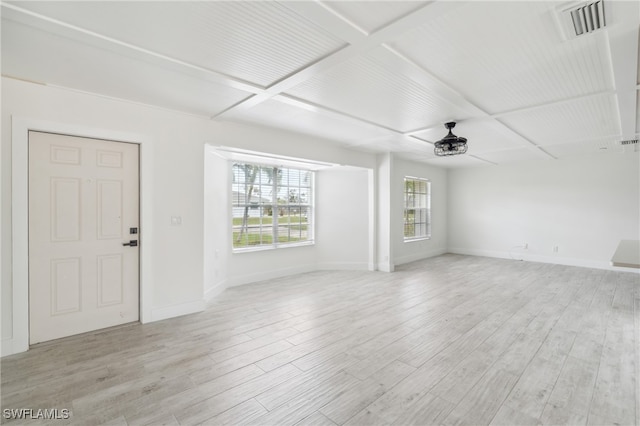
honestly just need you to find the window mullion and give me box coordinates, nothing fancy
[232,162,314,251]
[273,167,279,248]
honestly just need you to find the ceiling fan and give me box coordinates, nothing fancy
[434,122,468,156]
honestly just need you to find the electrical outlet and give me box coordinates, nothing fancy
[553,246,559,253]
[523,243,528,249]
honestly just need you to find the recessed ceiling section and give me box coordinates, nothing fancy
[389,1,615,114]
[225,98,394,147]
[498,94,620,146]
[423,154,489,168]
[1,19,250,116]
[410,119,532,155]
[285,51,474,132]
[476,147,550,165]
[353,134,433,154]
[7,1,347,87]
[319,1,428,33]
[395,152,436,164]
[349,136,427,155]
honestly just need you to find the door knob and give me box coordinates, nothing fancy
[122,240,138,247]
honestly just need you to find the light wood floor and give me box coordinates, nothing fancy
[2,254,638,425]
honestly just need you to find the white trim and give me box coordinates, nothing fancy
[150,300,205,322]
[226,264,317,287]
[403,176,431,242]
[8,116,154,356]
[404,237,431,243]
[317,262,370,271]
[368,169,376,272]
[395,247,447,266]
[447,247,640,273]
[229,161,315,253]
[1,339,18,358]
[204,281,227,303]
[377,262,395,273]
[232,240,315,254]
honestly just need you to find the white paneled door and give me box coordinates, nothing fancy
[28,131,139,344]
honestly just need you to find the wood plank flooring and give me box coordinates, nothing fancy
[1,254,638,425]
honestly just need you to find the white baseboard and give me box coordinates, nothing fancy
[448,247,640,273]
[150,299,206,322]
[1,337,29,357]
[316,261,369,271]
[377,261,395,272]
[395,248,447,266]
[226,264,317,287]
[204,281,227,302]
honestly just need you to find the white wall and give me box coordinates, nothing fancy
[376,153,394,271]
[2,77,211,353]
[392,157,448,266]
[203,148,229,301]
[202,124,377,289]
[448,153,640,269]
[2,77,451,356]
[316,167,371,270]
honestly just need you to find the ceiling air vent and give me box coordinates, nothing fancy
[555,1,608,40]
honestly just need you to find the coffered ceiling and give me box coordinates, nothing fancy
[2,1,639,167]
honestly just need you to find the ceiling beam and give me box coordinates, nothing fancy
[213,1,465,119]
[489,90,618,120]
[381,45,556,159]
[274,94,406,137]
[280,1,368,43]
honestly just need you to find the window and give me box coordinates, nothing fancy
[404,177,431,241]
[232,163,313,250]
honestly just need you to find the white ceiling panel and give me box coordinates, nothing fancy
[390,1,615,114]
[1,19,250,116]
[498,94,621,146]
[1,1,637,168]
[365,134,434,154]
[226,98,393,146]
[8,1,346,87]
[411,119,532,154]
[344,133,422,153]
[542,139,633,159]
[395,152,438,164]
[285,50,474,132]
[476,148,550,165]
[423,155,489,168]
[320,1,428,33]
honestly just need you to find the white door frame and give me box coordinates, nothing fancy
[7,116,154,356]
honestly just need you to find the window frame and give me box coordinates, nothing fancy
[231,161,315,253]
[403,176,431,242]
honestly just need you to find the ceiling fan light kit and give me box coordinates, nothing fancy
[434,122,468,156]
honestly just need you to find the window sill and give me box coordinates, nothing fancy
[232,240,315,254]
[404,237,431,243]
